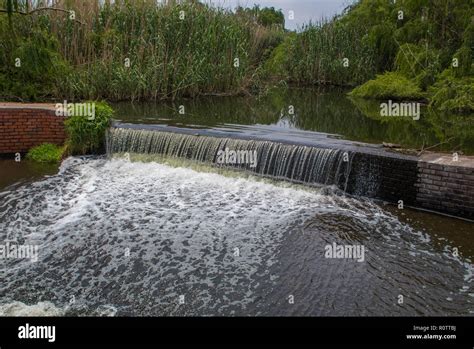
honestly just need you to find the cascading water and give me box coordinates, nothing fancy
[106,127,353,189]
[0,127,472,317]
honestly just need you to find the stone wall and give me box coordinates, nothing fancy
[347,151,473,220]
[346,152,419,206]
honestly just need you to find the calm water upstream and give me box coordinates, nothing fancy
[0,156,472,316]
[112,87,474,155]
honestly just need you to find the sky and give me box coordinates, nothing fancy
[204,0,354,30]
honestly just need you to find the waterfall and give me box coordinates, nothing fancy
[106,127,353,189]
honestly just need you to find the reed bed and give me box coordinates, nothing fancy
[2,0,283,101]
[284,20,377,86]
[1,0,471,103]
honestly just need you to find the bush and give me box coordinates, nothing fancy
[0,17,70,100]
[428,70,474,113]
[394,43,442,90]
[26,143,65,163]
[349,72,424,100]
[261,33,295,79]
[65,101,114,155]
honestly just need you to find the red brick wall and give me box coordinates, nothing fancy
[0,107,66,154]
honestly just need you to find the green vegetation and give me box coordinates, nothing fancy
[264,0,472,112]
[65,101,114,154]
[0,22,70,100]
[0,0,284,101]
[25,101,114,158]
[282,21,377,86]
[349,72,424,100]
[261,33,296,80]
[428,70,474,113]
[0,0,472,114]
[24,101,114,158]
[236,5,284,28]
[335,0,472,111]
[26,143,65,163]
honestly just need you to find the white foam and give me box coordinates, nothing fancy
[0,157,472,316]
[0,301,65,317]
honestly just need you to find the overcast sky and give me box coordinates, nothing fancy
[204,0,354,30]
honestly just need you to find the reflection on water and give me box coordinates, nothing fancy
[0,157,472,316]
[112,87,474,154]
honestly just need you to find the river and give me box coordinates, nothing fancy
[0,88,472,316]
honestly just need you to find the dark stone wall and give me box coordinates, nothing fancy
[346,152,419,206]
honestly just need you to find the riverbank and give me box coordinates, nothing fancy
[1,1,472,109]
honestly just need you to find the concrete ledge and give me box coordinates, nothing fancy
[0,103,56,110]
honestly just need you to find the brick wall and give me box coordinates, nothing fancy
[415,157,474,219]
[345,152,474,220]
[0,107,66,154]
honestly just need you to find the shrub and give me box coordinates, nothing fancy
[261,33,295,79]
[0,17,70,100]
[349,72,424,100]
[428,70,474,113]
[394,43,442,90]
[65,101,114,155]
[26,143,65,163]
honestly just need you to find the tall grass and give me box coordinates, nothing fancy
[1,0,284,101]
[2,0,470,101]
[284,20,377,86]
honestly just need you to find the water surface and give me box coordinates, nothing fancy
[0,157,472,316]
[112,87,474,154]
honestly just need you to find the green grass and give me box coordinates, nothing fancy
[26,143,65,163]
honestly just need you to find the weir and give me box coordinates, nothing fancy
[107,122,474,220]
[107,126,353,188]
